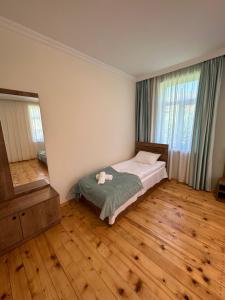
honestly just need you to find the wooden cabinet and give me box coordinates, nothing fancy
[0,213,23,252]
[217,177,225,201]
[20,198,60,239]
[0,186,60,256]
[0,121,61,256]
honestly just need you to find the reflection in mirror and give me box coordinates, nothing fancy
[0,89,49,187]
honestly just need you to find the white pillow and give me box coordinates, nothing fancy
[134,151,161,165]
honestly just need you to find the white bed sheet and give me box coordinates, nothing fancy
[108,160,168,224]
[113,159,166,179]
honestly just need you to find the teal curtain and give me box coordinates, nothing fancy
[136,79,153,142]
[188,56,224,191]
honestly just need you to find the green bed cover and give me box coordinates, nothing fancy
[74,166,143,220]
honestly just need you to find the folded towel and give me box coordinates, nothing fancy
[98,171,106,185]
[96,173,113,181]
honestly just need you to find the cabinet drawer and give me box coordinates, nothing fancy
[20,197,60,239]
[0,214,23,252]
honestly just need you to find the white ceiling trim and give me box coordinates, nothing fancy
[137,47,225,82]
[0,16,135,81]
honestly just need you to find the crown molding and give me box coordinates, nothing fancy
[0,16,135,81]
[136,47,225,82]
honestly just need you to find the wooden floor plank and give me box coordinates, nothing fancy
[68,205,199,300]
[62,204,170,300]
[45,225,116,300]
[1,180,225,299]
[61,208,142,300]
[8,248,32,300]
[35,234,79,300]
[135,202,224,251]
[10,159,49,187]
[0,254,12,300]
[115,222,222,299]
[20,239,59,300]
[118,218,224,286]
[143,193,225,234]
[126,207,225,271]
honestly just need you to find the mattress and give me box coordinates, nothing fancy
[112,159,166,180]
[108,159,168,224]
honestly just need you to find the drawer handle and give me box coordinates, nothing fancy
[12,216,17,220]
[21,212,26,216]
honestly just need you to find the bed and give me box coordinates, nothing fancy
[37,150,47,165]
[75,142,168,224]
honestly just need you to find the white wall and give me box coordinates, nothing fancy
[0,26,135,202]
[212,68,225,188]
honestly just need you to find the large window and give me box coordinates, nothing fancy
[28,104,44,143]
[154,68,200,152]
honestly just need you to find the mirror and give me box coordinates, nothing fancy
[0,88,49,187]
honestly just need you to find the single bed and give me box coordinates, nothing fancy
[37,150,47,165]
[110,159,167,224]
[75,142,168,224]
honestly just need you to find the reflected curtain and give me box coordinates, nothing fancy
[28,104,44,143]
[0,100,43,163]
[188,56,224,190]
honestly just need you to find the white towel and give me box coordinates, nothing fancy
[96,173,113,181]
[98,171,106,184]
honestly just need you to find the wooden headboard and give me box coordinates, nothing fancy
[135,142,169,167]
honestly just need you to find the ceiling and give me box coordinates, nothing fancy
[1,0,225,77]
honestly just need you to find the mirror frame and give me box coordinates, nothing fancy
[0,88,38,99]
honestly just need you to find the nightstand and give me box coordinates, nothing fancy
[217,177,225,201]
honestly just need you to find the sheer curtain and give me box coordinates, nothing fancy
[28,104,44,143]
[154,66,201,182]
[0,101,44,163]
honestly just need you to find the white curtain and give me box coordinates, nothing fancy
[28,104,44,143]
[0,100,44,163]
[153,66,201,182]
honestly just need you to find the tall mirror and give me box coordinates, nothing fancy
[0,88,49,187]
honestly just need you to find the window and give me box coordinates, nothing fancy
[28,104,44,142]
[154,68,200,152]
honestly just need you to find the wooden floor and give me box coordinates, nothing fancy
[9,159,49,187]
[1,180,225,300]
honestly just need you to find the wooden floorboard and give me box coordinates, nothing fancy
[1,180,225,299]
[10,159,49,187]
